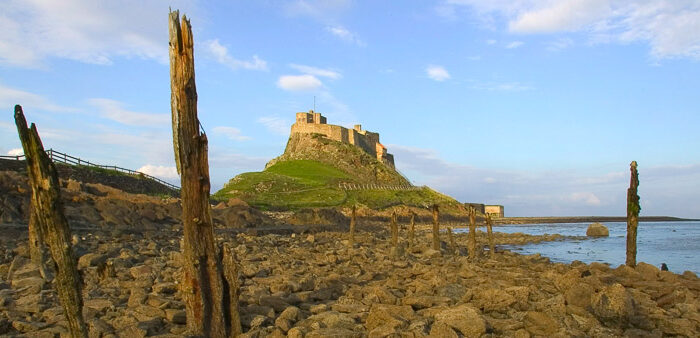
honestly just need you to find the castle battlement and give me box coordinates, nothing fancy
[291,111,395,168]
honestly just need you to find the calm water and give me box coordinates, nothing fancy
[467,221,699,274]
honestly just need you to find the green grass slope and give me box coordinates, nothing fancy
[214,159,458,210]
[214,133,462,210]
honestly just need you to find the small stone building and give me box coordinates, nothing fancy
[485,205,504,218]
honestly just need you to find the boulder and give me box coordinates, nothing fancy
[591,283,635,325]
[586,223,609,237]
[433,304,486,338]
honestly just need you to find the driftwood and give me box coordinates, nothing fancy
[14,105,88,338]
[626,161,640,267]
[169,10,239,336]
[468,207,477,259]
[432,205,440,251]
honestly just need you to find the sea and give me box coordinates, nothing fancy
[470,221,699,274]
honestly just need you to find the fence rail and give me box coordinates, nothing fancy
[339,182,423,191]
[0,149,180,191]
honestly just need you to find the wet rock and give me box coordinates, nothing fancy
[165,309,186,324]
[586,223,609,237]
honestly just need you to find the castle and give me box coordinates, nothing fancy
[291,111,395,168]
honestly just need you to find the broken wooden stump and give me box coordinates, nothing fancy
[485,214,495,257]
[626,161,640,267]
[468,207,477,260]
[408,212,415,247]
[14,105,88,338]
[169,10,239,336]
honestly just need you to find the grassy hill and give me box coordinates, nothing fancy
[213,159,458,210]
[214,133,462,211]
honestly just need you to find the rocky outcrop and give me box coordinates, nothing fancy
[587,222,610,237]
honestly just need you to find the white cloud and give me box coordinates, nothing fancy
[212,126,251,141]
[290,64,341,79]
[277,75,323,91]
[426,65,451,81]
[206,39,268,71]
[7,148,23,156]
[326,26,366,46]
[505,41,524,49]
[137,164,179,180]
[444,0,700,60]
[0,0,199,68]
[568,192,602,206]
[257,117,291,135]
[0,83,76,112]
[486,39,497,45]
[88,98,169,127]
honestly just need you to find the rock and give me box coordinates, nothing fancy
[591,283,634,325]
[129,265,153,279]
[274,306,300,332]
[433,304,486,338]
[523,311,558,336]
[473,288,516,312]
[306,311,356,330]
[564,283,594,309]
[165,309,186,324]
[78,253,107,270]
[586,223,609,237]
[84,298,114,312]
[305,328,361,338]
[365,304,415,332]
[429,322,459,337]
[152,282,177,295]
[635,262,659,280]
[402,295,450,310]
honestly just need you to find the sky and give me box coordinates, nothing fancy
[1,0,699,217]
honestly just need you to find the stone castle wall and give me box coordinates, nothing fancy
[291,111,395,168]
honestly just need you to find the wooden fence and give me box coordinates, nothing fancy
[0,149,180,191]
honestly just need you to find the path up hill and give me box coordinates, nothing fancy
[214,133,461,211]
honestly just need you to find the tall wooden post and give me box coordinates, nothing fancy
[485,214,495,257]
[468,207,477,259]
[28,207,52,280]
[349,205,356,247]
[169,10,238,336]
[408,212,415,247]
[14,105,88,338]
[432,205,440,251]
[626,161,640,267]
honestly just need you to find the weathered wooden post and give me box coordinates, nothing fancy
[485,214,495,257]
[447,227,457,255]
[626,161,640,267]
[169,10,238,336]
[390,211,398,250]
[14,105,88,338]
[468,207,477,259]
[349,205,356,247]
[28,208,52,280]
[408,212,415,247]
[221,244,242,336]
[432,204,440,251]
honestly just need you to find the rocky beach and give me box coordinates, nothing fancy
[1,171,699,337]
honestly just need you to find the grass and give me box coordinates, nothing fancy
[213,159,461,210]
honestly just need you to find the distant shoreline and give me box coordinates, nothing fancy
[493,216,698,225]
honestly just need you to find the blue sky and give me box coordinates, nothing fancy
[1,0,699,217]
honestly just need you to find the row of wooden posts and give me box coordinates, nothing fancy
[347,204,497,259]
[9,9,641,338]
